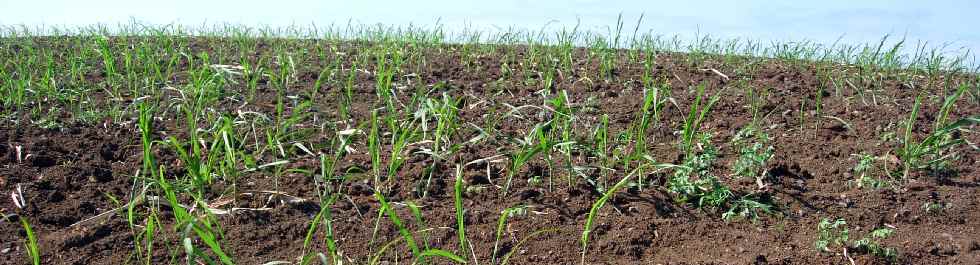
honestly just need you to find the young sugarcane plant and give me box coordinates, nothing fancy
[501,122,548,195]
[300,194,339,265]
[368,110,382,186]
[592,114,611,189]
[429,93,461,157]
[373,191,465,264]
[157,167,234,265]
[385,119,418,184]
[581,162,683,265]
[628,84,669,189]
[20,217,40,265]
[453,164,470,259]
[417,93,461,197]
[897,83,979,179]
[547,90,576,189]
[374,45,402,113]
[681,82,724,157]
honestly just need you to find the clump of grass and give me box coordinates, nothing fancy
[591,114,611,188]
[624,81,670,189]
[417,93,461,197]
[373,191,465,264]
[137,103,157,181]
[546,90,578,189]
[374,45,402,112]
[368,109,382,185]
[139,103,234,265]
[158,170,234,265]
[132,103,159,265]
[374,187,466,264]
[385,118,418,184]
[131,208,159,265]
[427,92,462,158]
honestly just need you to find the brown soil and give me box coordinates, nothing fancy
[1,38,979,265]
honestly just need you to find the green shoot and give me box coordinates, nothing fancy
[681,82,723,156]
[369,110,382,185]
[581,163,679,264]
[301,196,338,265]
[502,123,547,195]
[374,191,421,262]
[453,165,469,257]
[419,249,466,263]
[20,217,40,265]
[500,228,559,265]
[898,84,979,178]
[492,205,527,264]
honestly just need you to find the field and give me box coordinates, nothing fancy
[0,23,978,264]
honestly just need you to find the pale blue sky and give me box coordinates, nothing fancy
[2,0,978,56]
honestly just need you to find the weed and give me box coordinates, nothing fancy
[668,133,728,208]
[850,153,890,189]
[815,218,849,253]
[731,126,775,184]
[816,218,898,261]
[921,202,948,214]
[722,195,774,222]
[852,228,898,260]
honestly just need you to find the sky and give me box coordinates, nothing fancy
[1,0,978,58]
